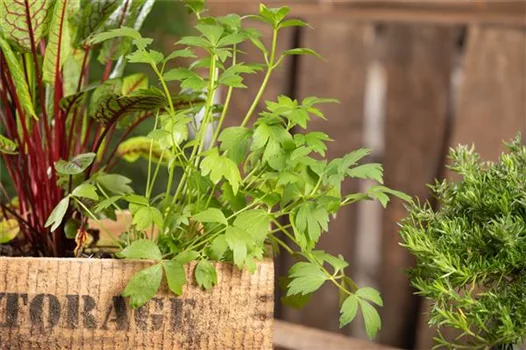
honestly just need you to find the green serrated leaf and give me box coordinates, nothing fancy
[219,127,252,164]
[356,287,383,307]
[96,173,134,194]
[118,239,162,261]
[339,294,359,328]
[193,208,228,225]
[72,183,99,200]
[287,262,327,296]
[348,163,384,183]
[174,250,200,264]
[208,235,228,260]
[233,209,270,244]
[200,148,242,195]
[122,264,162,308]
[225,226,248,269]
[359,299,382,339]
[195,260,217,290]
[282,48,324,60]
[45,197,70,232]
[90,26,143,44]
[163,261,186,296]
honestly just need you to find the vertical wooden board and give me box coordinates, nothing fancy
[279,18,372,333]
[379,24,456,348]
[451,25,526,160]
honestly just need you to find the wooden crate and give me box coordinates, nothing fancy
[0,257,273,350]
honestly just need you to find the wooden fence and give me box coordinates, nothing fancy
[207,1,526,348]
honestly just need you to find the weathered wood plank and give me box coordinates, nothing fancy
[273,320,400,350]
[379,24,456,348]
[0,257,274,350]
[278,18,372,333]
[450,25,526,160]
[207,1,526,27]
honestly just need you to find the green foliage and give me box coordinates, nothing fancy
[5,0,409,337]
[400,136,526,349]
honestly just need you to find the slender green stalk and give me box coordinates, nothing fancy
[240,28,278,127]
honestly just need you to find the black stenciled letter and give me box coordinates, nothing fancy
[82,295,97,329]
[29,294,61,329]
[65,295,79,329]
[0,293,28,327]
[150,298,164,331]
[101,296,129,331]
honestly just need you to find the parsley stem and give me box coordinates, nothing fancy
[240,27,278,127]
[210,45,237,146]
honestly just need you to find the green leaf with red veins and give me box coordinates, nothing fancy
[73,0,120,45]
[91,90,166,125]
[0,37,37,118]
[43,0,71,84]
[122,73,148,96]
[0,0,53,52]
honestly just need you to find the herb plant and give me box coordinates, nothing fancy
[81,2,410,338]
[400,136,526,349]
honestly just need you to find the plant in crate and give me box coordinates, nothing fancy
[78,2,411,338]
[0,0,193,256]
[400,136,526,349]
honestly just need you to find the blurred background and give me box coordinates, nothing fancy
[1,0,521,349]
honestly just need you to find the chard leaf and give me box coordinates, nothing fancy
[43,0,71,84]
[0,0,53,51]
[74,0,120,45]
[55,153,96,175]
[0,37,36,119]
[0,219,19,244]
[116,136,166,164]
[0,135,18,155]
[122,73,148,96]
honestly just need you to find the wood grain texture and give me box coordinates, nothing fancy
[378,24,456,348]
[273,320,400,350]
[207,1,526,27]
[0,257,273,350]
[278,18,372,333]
[450,25,526,161]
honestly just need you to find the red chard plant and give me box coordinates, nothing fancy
[0,0,175,256]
